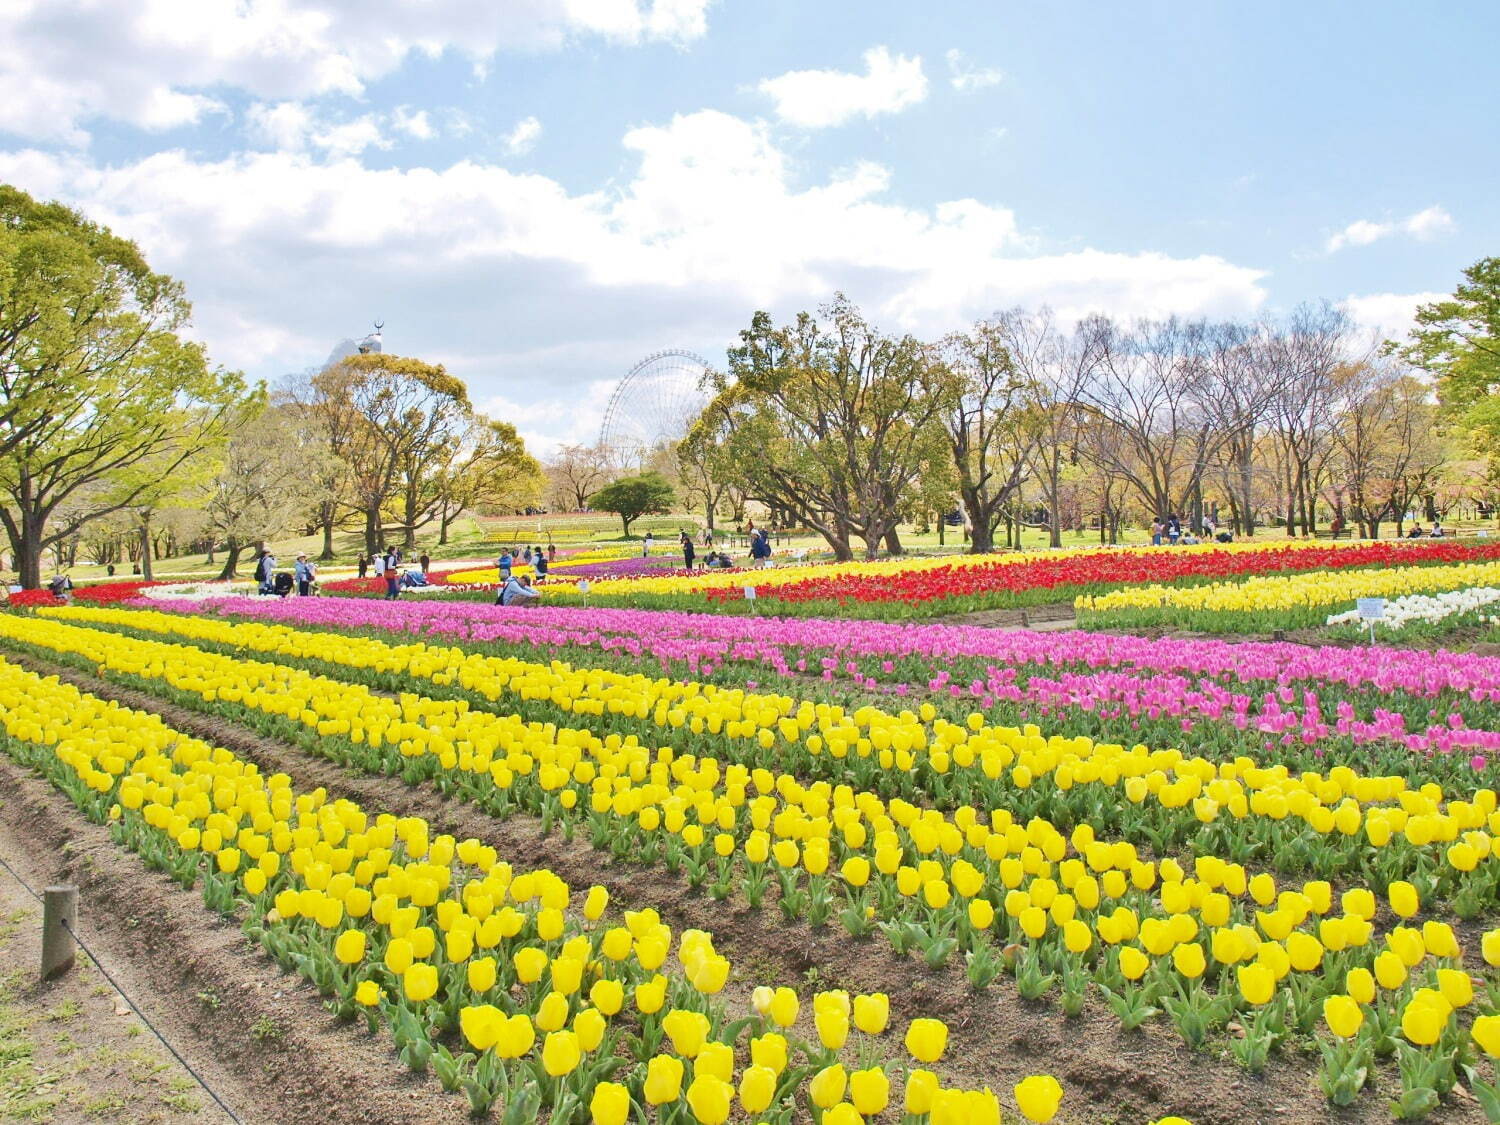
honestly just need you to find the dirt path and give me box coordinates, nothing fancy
[925,602,1078,630]
[4,649,1462,1125]
[0,851,231,1125]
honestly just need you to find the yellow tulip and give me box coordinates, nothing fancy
[1345,967,1376,1005]
[816,1007,849,1050]
[738,1064,777,1114]
[849,1067,890,1115]
[904,1017,948,1063]
[495,1013,535,1059]
[590,1081,630,1125]
[663,1009,710,1058]
[467,956,497,993]
[460,1004,504,1051]
[1437,968,1474,1009]
[904,1070,938,1115]
[402,963,438,1004]
[1388,880,1419,919]
[644,1055,685,1105]
[685,1074,732,1125]
[750,1032,787,1075]
[767,986,799,1028]
[541,1029,581,1077]
[1323,995,1363,1039]
[333,928,366,965]
[354,980,382,1007]
[1401,999,1446,1046]
[853,992,889,1035]
[809,1064,847,1109]
[1237,963,1275,1006]
[1120,946,1150,981]
[1474,1014,1500,1058]
[1014,1074,1064,1123]
[1172,942,1206,980]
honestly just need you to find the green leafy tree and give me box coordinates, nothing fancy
[700,296,951,560]
[0,184,249,587]
[591,472,675,536]
[1399,257,1500,443]
[309,353,471,553]
[432,417,543,543]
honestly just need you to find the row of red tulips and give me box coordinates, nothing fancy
[704,541,1500,607]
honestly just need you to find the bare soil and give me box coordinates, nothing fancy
[6,650,1484,1125]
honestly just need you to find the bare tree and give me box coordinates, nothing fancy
[547,443,614,511]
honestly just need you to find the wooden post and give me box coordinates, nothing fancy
[41,885,77,980]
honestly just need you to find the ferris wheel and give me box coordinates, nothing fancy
[598,349,713,467]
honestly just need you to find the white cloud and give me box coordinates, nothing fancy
[503,116,544,156]
[246,102,393,157]
[246,102,315,151]
[1325,205,1455,253]
[392,106,436,141]
[0,0,713,144]
[1341,291,1446,343]
[945,48,1002,91]
[758,46,928,128]
[0,108,1266,454]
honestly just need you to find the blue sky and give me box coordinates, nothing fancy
[1,0,1494,455]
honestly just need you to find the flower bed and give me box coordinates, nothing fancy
[10,604,1500,1116]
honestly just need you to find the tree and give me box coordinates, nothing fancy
[200,401,311,578]
[937,315,1035,553]
[309,353,470,553]
[0,186,249,588]
[1400,257,1500,448]
[547,443,613,511]
[591,472,675,536]
[432,417,542,543]
[702,297,951,560]
[1263,304,1357,536]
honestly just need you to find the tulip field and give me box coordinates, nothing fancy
[9,541,1500,1122]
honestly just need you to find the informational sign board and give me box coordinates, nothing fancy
[744,586,757,600]
[1356,597,1386,620]
[577,580,591,595]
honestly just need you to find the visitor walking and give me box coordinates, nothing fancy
[534,546,549,582]
[643,531,654,557]
[294,552,314,596]
[419,552,430,574]
[547,542,556,563]
[384,547,400,599]
[1151,518,1164,546]
[357,553,368,578]
[497,549,513,580]
[681,530,696,570]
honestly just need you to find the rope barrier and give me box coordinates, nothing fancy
[0,850,244,1125]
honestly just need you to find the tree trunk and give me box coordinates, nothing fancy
[883,526,903,556]
[217,538,243,581]
[138,519,154,582]
[10,506,45,589]
[320,515,336,561]
[969,518,994,554]
[364,508,380,556]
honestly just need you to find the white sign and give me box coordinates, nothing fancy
[744,586,757,600]
[1356,597,1386,620]
[577,580,591,594]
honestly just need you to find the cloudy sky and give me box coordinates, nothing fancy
[2,1,1495,456]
